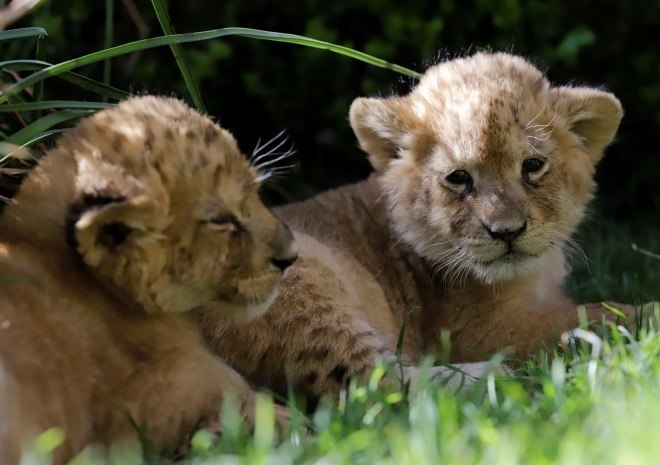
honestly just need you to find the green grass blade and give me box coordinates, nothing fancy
[52,71,128,101]
[103,0,114,89]
[0,27,48,43]
[0,27,421,104]
[0,101,114,112]
[3,110,93,147]
[0,59,53,71]
[601,302,628,319]
[234,28,422,78]
[14,128,66,147]
[0,129,66,162]
[33,33,48,119]
[150,0,206,112]
[0,60,129,100]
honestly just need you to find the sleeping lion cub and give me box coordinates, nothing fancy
[195,52,643,400]
[0,96,297,463]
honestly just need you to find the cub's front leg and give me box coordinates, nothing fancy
[194,252,492,402]
[194,266,395,402]
[98,324,257,453]
[195,241,417,402]
[432,295,648,361]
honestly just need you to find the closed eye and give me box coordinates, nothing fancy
[203,213,242,232]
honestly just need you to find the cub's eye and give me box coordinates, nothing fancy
[204,214,242,232]
[522,158,545,174]
[445,170,472,186]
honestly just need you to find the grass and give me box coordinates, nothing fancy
[3,3,659,465]
[19,219,659,465]
[23,309,660,465]
[567,215,659,304]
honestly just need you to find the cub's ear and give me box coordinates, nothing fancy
[68,190,159,266]
[551,87,623,164]
[349,96,417,171]
[67,156,167,266]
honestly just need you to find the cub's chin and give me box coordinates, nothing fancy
[211,288,280,324]
[473,254,545,283]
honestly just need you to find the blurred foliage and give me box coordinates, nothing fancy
[3,0,659,217]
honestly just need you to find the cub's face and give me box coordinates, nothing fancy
[350,53,622,283]
[66,96,297,318]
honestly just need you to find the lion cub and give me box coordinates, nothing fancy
[0,96,297,463]
[195,52,641,400]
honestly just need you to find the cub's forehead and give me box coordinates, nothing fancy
[67,96,255,185]
[412,53,553,163]
[418,53,548,96]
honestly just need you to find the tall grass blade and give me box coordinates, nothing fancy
[0,27,421,104]
[0,129,67,164]
[32,30,48,119]
[103,0,114,90]
[150,0,206,112]
[235,29,421,78]
[0,60,129,100]
[3,110,93,147]
[0,27,47,43]
[0,101,114,112]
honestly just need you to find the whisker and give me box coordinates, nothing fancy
[253,146,293,170]
[419,238,452,254]
[250,130,298,182]
[528,133,552,142]
[524,106,546,131]
[251,129,288,159]
[527,143,544,156]
[525,111,557,141]
[255,163,297,182]
[254,147,296,170]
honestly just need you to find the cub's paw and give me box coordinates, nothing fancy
[580,301,658,332]
[199,393,290,440]
[273,403,291,434]
[561,302,658,351]
[405,361,509,395]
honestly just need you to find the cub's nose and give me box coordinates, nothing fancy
[484,222,527,244]
[271,255,297,272]
[271,223,298,271]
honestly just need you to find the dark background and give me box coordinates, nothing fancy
[5,0,659,219]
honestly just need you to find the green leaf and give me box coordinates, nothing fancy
[3,110,92,147]
[33,30,48,117]
[0,27,48,43]
[34,428,65,453]
[556,27,596,63]
[0,60,128,100]
[601,302,628,319]
[0,27,421,104]
[150,0,206,112]
[0,100,115,112]
[102,0,114,88]
[0,129,66,163]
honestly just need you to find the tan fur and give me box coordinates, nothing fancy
[195,53,644,401]
[0,96,297,463]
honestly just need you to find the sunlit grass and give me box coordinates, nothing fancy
[3,3,658,464]
[193,314,660,465]
[23,312,653,465]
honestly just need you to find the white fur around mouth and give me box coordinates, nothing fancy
[475,253,544,282]
[213,287,280,323]
[484,250,533,265]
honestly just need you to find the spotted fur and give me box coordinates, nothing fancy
[0,96,297,463]
[195,53,646,401]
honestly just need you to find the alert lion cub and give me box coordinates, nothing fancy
[0,96,297,463]
[195,53,642,400]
